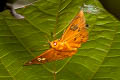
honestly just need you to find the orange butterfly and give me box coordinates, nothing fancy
[24,10,88,65]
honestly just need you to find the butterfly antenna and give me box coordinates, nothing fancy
[44,35,50,44]
[48,39,50,44]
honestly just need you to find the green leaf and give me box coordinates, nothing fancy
[0,0,120,80]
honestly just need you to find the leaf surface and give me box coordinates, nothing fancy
[0,0,120,80]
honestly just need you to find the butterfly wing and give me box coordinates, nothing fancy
[67,27,88,48]
[24,48,77,65]
[60,10,88,48]
[60,10,86,41]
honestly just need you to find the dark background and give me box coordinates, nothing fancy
[99,0,120,20]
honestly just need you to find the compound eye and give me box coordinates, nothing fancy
[53,42,57,46]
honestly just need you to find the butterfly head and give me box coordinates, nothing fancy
[50,40,59,47]
[50,39,64,50]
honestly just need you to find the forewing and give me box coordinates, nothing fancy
[67,27,88,48]
[68,27,88,43]
[24,48,77,65]
[60,10,86,41]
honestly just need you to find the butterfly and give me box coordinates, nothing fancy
[24,10,88,65]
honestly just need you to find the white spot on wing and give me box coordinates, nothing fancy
[37,58,42,61]
[37,57,46,61]
[41,58,46,60]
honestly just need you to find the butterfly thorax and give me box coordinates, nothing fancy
[50,39,75,51]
